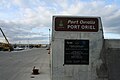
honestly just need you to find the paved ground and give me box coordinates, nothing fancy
[0,48,50,80]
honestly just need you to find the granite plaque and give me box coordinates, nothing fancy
[64,39,89,65]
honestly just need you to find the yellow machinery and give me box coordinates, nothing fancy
[0,28,13,51]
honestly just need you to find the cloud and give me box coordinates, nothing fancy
[0,20,49,44]
[0,0,11,9]
[53,0,120,36]
[0,0,120,44]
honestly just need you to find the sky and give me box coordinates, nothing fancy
[0,0,120,44]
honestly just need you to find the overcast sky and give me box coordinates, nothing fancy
[0,0,120,44]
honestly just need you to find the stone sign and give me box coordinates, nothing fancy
[52,16,104,80]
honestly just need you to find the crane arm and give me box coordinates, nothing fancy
[0,28,10,45]
[0,28,13,51]
[0,28,10,44]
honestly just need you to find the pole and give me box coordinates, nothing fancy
[48,29,51,68]
[49,29,50,46]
